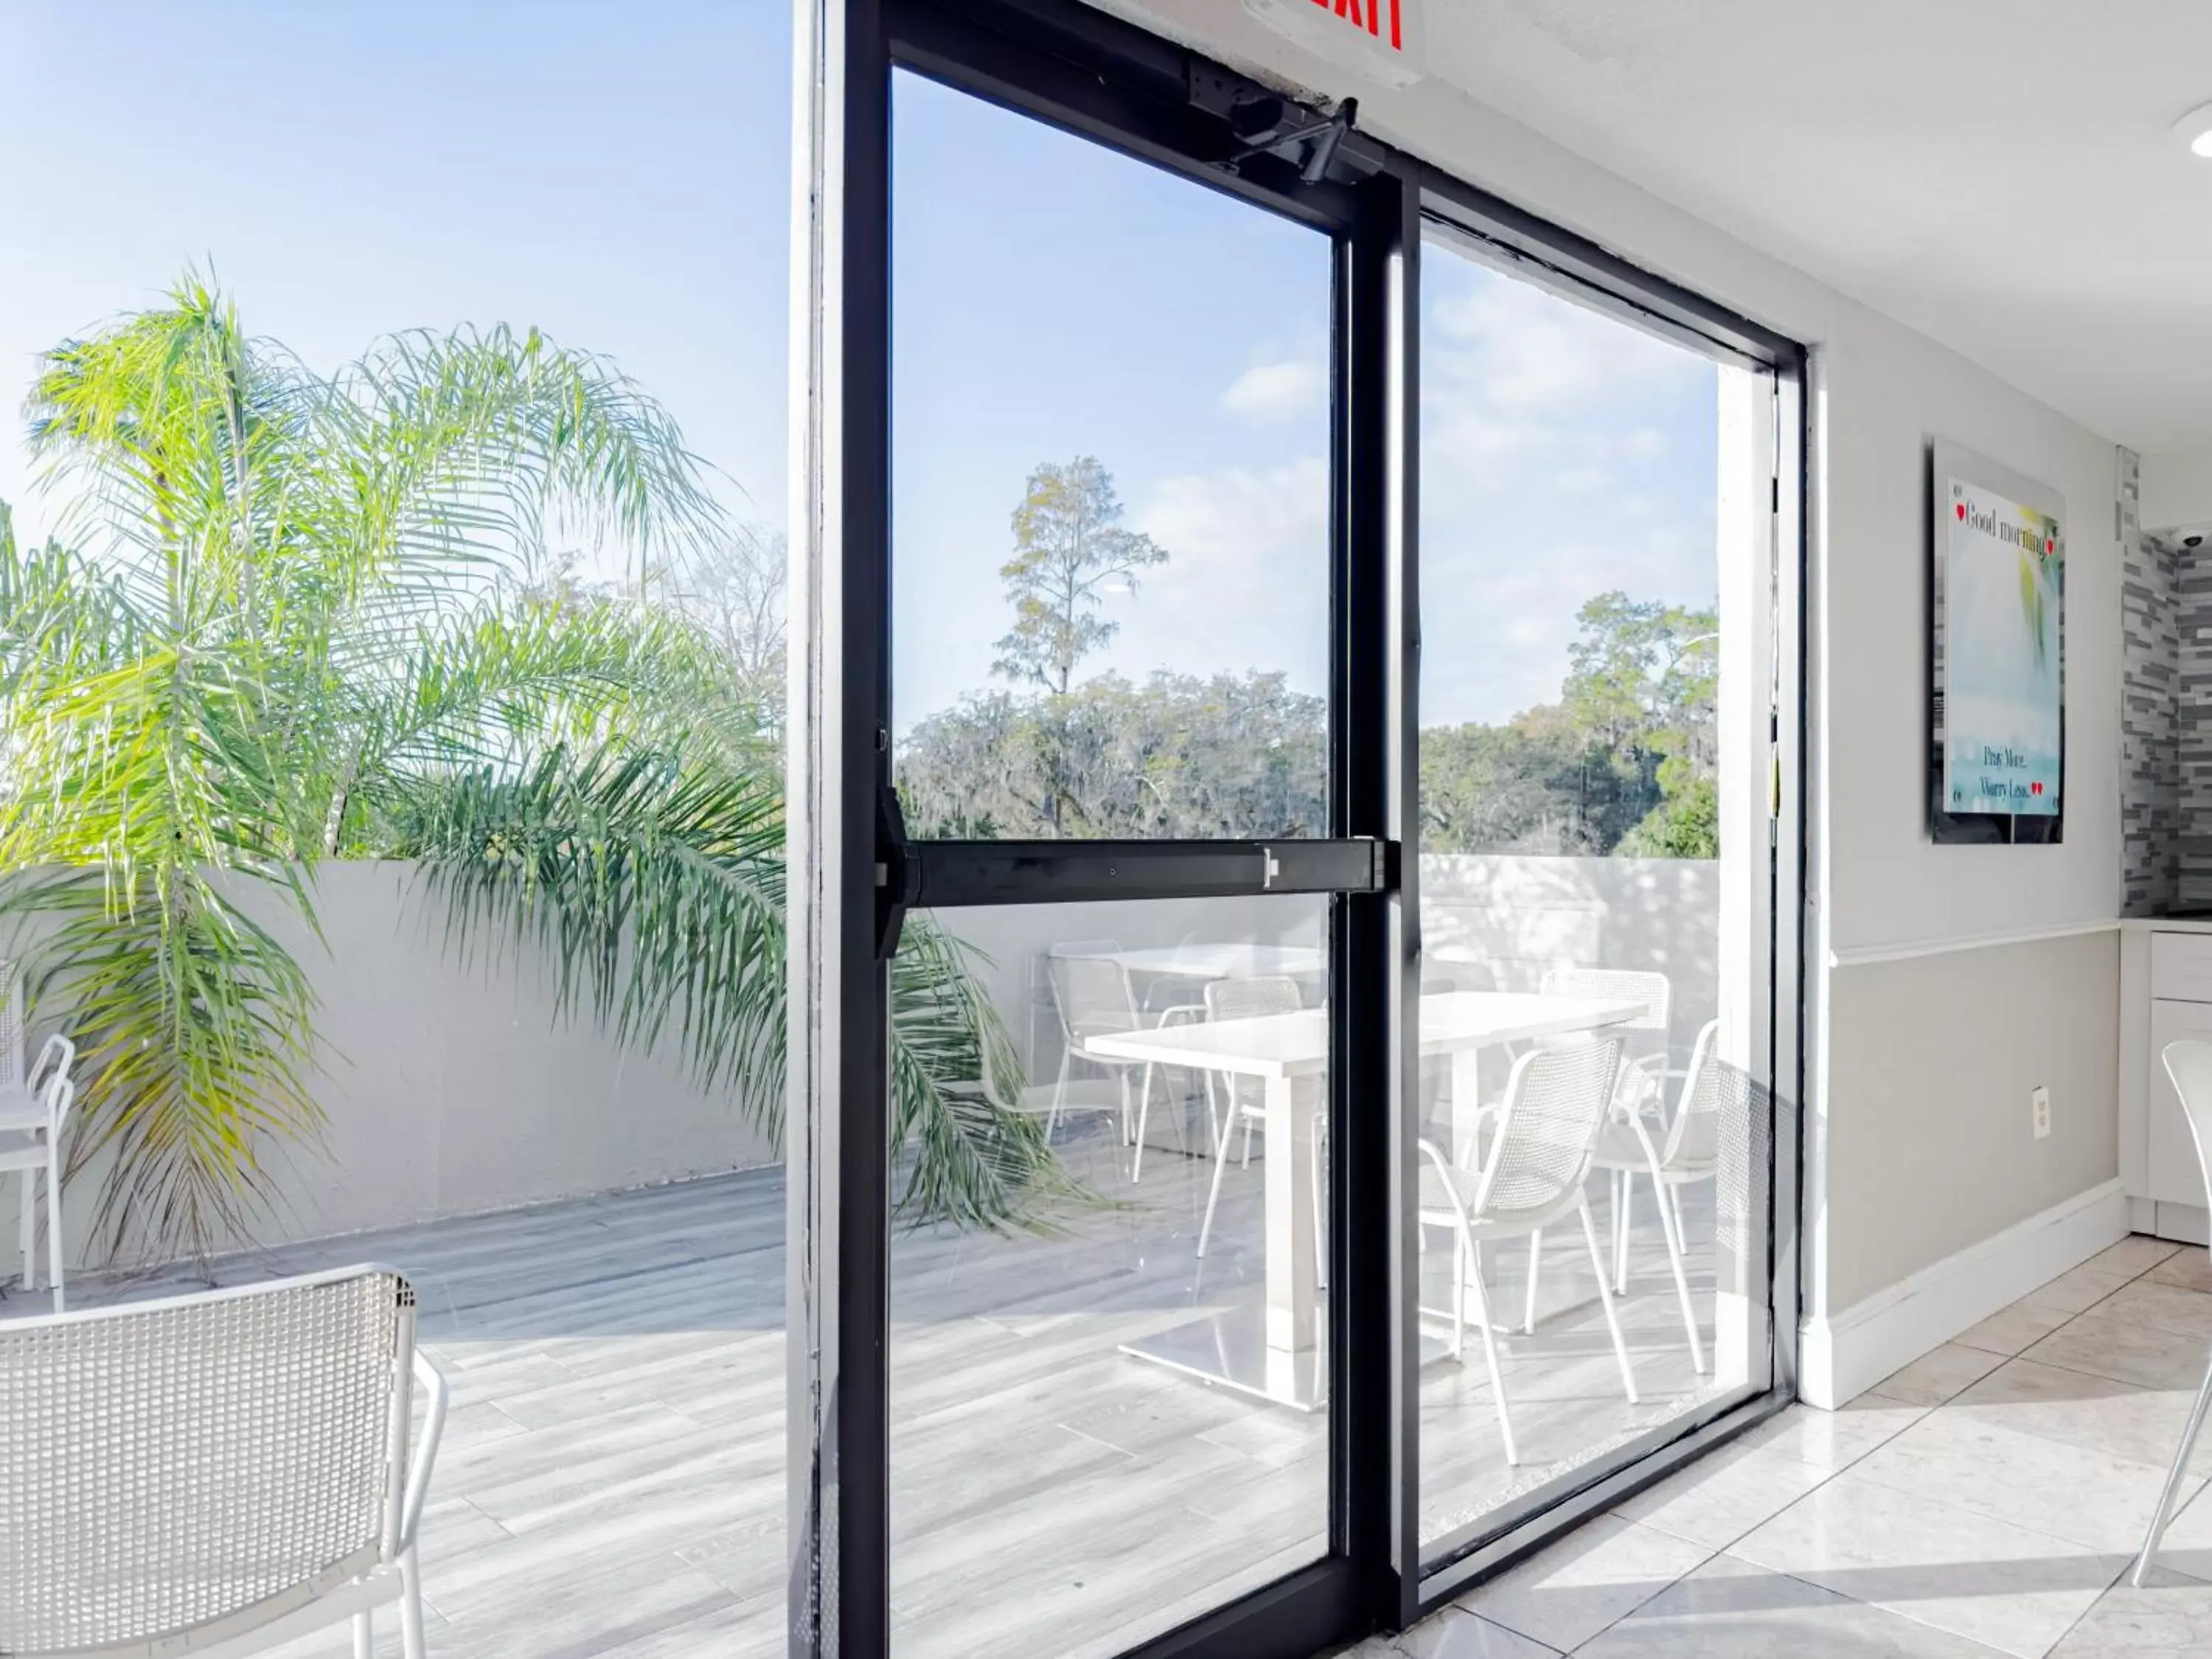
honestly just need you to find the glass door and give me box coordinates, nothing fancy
[883,66,1352,1658]
[787,3,1803,1653]
[1408,206,1796,1585]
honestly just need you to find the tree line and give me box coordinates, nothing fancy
[896,456,1720,857]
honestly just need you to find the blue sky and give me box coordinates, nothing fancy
[0,3,1717,731]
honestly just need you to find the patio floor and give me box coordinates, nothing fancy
[11,1124,1736,1659]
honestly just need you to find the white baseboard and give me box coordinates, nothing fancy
[1798,1177,2129,1410]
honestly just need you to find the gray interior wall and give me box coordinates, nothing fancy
[1826,929,2118,1310]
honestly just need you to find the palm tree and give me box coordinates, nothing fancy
[0,271,1057,1267]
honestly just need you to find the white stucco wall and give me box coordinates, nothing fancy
[1,861,777,1272]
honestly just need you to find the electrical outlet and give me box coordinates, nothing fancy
[2032,1085,2052,1140]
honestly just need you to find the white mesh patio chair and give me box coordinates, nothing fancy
[1542,967,1671,1293]
[1590,1018,1721,1372]
[1417,1037,1635,1465]
[0,959,76,1310]
[1045,942,1180,1181]
[0,1265,450,1658]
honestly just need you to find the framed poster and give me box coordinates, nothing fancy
[1929,438,2065,844]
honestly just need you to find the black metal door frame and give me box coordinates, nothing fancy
[787,1,1809,1653]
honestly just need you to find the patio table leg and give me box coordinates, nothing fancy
[1262,1073,1316,1366]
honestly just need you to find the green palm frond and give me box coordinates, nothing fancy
[387,743,788,1112]
[888,921,1075,1229]
[386,742,1069,1229]
[1,268,1062,1265]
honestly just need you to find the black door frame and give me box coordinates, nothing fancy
[786,1,1809,1653]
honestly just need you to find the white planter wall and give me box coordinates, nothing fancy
[1,861,776,1273]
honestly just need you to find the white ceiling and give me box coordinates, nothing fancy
[1135,1,2212,453]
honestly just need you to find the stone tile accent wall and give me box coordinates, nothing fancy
[2179,529,2212,911]
[2121,446,2183,914]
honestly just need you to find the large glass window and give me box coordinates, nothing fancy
[1413,221,1778,1566]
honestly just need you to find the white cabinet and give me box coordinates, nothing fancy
[2148,998,2212,1206]
[2154,933,2212,1004]
[2123,925,2212,1241]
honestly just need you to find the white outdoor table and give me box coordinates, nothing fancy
[1085,990,1644,1408]
[1082,944,1329,1161]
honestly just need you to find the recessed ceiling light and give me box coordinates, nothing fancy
[2174,102,2212,158]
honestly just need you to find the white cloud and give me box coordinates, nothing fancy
[1098,456,1332,694]
[1421,521,1719,724]
[1411,254,1723,723]
[1419,260,1710,522]
[1430,274,1699,417]
[1220,356,1326,420]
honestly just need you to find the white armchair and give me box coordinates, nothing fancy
[0,1265,449,1658]
[0,960,76,1310]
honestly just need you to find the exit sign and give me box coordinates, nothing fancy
[1244,0,1425,88]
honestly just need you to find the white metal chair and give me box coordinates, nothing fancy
[1418,1037,1636,1465]
[1590,1018,1721,1373]
[0,961,76,1311]
[1043,942,1181,1181]
[2134,1039,2212,1586]
[1543,967,1671,1288]
[0,1265,449,1659]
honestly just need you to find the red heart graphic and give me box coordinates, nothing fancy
[1956,503,1967,521]
[2045,538,2054,554]
[2031,781,2044,795]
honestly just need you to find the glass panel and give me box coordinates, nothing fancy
[1413,223,1775,1563]
[1,4,791,1651]
[890,69,1333,839]
[888,897,1332,1655]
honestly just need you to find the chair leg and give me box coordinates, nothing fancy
[44,1149,62,1313]
[1522,1228,1542,1335]
[1197,1124,1234,1258]
[18,1167,34,1293]
[1652,1175,1704,1374]
[1615,1173,1633,1295]
[400,1544,428,1659]
[1133,1064,1154,1184]
[1664,1183,1691,1258]
[1312,1129,1327,1291]
[1607,1169,1622,1286]
[1466,1237,1518,1464]
[1578,1197,1639,1405]
[1448,1225,1465,1359]
[353,1610,374,1659]
[1048,1046,1072,1140]
[2135,1342,2212,1586]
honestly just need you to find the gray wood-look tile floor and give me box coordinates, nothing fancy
[13,1123,1731,1659]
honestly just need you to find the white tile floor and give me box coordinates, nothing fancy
[1347,1236,2212,1659]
